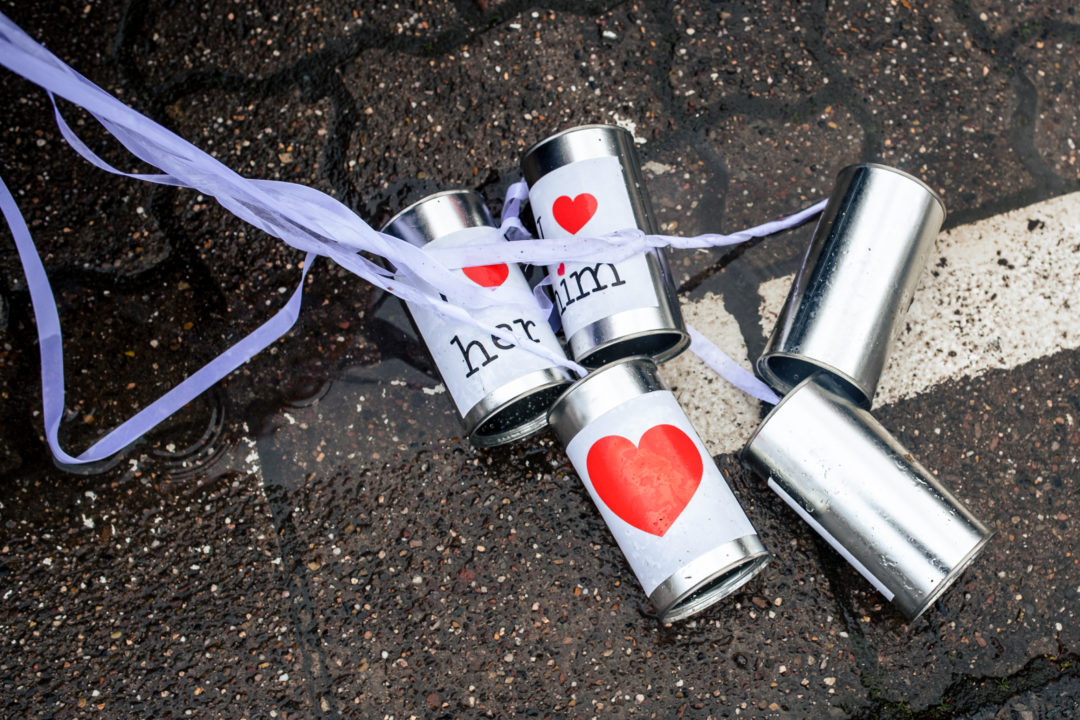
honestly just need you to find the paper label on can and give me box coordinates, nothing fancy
[407,226,566,418]
[528,155,658,339]
[564,390,756,595]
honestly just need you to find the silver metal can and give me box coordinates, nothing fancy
[548,357,770,622]
[758,163,946,407]
[382,190,573,447]
[741,374,992,621]
[521,125,689,367]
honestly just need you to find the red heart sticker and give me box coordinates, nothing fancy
[585,424,703,537]
[552,193,598,234]
[463,263,509,287]
[556,262,566,276]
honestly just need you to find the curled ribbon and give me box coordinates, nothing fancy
[0,11,817,464]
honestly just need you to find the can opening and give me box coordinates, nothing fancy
[907,528,993,622]
[759,356,870,408]
[579,330,688,368]
[659,553,771,623]
[472,383,567,443]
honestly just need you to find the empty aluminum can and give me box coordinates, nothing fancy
[382,190,573,447]
[741,374,992,621]
[758,163,945,407]
[521,125,689,367]
[548,357,770,622]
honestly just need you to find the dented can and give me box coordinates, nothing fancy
[382,190,573,447]
[741,374,992,621]
[758,163,945,407]
[521,125,689,367]
[548,357,770,622]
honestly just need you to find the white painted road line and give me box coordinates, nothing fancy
[666,190,1080,455]
[659,296,762,458]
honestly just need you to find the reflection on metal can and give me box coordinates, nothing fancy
[522,125,689,368]
[742,374,992,621]
[382,190,573,447]
[548,357,770,622]
[758,163,946,407]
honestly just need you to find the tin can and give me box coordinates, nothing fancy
[757,163,946,407]
[382,190,573,447]
[548,357,770,622]
[521,125,689,367]
[741,374,992,621]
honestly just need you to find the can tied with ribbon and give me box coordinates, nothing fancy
[522,125,689,367]
[382,190,574,447]
[548,357,770,622]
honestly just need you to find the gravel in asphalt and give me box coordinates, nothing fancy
[2,1,1080,717]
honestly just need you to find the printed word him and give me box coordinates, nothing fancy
[552,263,626,312]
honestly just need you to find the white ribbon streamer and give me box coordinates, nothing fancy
[0,11,822,465]
[686,325,781,405]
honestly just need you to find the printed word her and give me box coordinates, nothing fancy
[450,318,543,377]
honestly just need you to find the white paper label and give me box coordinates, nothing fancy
[408,226,566,417]
[528,155,658,338]
[564,390,756,594]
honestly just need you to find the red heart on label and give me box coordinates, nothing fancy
[552,193,598,234]
[463,263,509,287]
[585,424,703,537]
[556,262,566,276]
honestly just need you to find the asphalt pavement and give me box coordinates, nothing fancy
[2,1,1080,718]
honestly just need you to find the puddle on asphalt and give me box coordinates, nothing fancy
[0,206,811,547]
[144,387,229,480]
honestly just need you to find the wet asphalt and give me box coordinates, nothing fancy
[2,0,1080,718]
